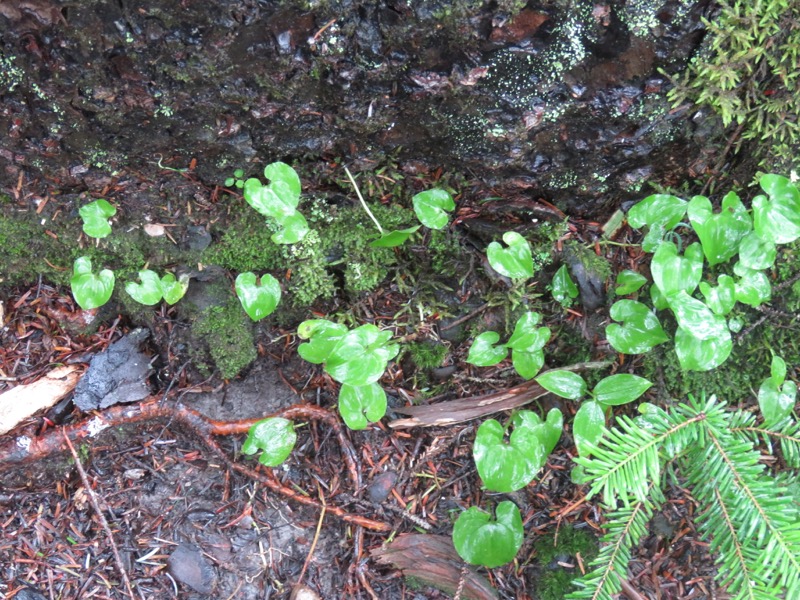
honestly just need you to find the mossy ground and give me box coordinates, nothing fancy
[191,298,257,380]
[532,526,599,600]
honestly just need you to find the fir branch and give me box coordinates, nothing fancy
[575,412,703,506]
[731,415,800,469]
[690,419,800,594]
[566,486,664,600]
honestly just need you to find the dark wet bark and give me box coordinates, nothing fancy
[1,0,722,216]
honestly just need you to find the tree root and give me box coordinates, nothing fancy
[0,397,391,532]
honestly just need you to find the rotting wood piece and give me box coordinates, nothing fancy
[389,360,611,428]
[371,533,498,600]
[0,397,390,532]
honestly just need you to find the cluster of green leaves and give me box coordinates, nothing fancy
[297,319,399,430]
[667,0,800,167]
[126,270,189,305]
[569,391,800,600]
[466,311,550,379]
[229,162,310,244]
[535,371,652,456]
[608,174,800,371]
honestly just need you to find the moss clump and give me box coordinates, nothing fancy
[0,209,71,287]
[533,526,599,600]
[192,299,257,379]
[407,341,448,370]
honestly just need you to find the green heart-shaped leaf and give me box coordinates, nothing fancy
[615,270,648,295]
[338,383,387,430]
[627,194,687,230]
[125,269,164,305]
[592,374,652,406]
[242,417,297,467]
[511,348,545,379]
[687,192,752,266]
[758,378,796,425]
[752,174,800,244]
[486,231,534,279]
[271,211,309,244]
[412,189,455,230]
[505,312,546,350]
[535,370,587,400]
[79,199,116,239]
[297,319,348,364]
[263,161,302,199]
[666,291,729,341]
[512,408,563,456]
[699,275,736,316]
[473,418,545,492]
[674,326,732,371]
[160,273,189,305]
[733,263,772,308]
[452,501,524,568]
[235,272,282,321]
[324,325,398,386]
[573,400,606,456]
[738,231,776,271]
[551,264,579,305]
[651,241,703,297]
[606,300,669,354]
[467,331,507,367]
[369,225,420,248]
[70,256,115,310]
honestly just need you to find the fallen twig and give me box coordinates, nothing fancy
[63,429,140,600]
[0,398,389,532]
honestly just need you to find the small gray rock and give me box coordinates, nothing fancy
[72,329,152,411]
[167,543,217,595]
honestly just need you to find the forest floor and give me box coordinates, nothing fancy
[0,161,731,600]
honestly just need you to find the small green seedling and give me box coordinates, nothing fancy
[242,417,297,467]
[452,501,524,568]
[687,192,752,266]
[235,162,310,244]
[224,169,245,189]
[71,256,115,310]
[614,270,648,295]
[473,408,562,492]
[297,319,398,429]
[605,300,669,355]
[125,270,189,306]
[79,199,116,239]
[412,188,455,230]
[758,354,797,425]
[486,231,534,279]
[466,311,550,379]
[535,370,652,455]
[626,193,687,251]
[235,272,281,321]
[551,264,579,306]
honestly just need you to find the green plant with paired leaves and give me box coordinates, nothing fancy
[534,370,652,456]
[344,167,454,247]
[609,174,800,371]
[296,319,399,430]
[568,390,800,600]
[452,501,524,569]
[229,162,310,244]
[486,231,534,279]
[466,311,551,379]
[126,269,189,305]
[79,199,116,239]
[242,417,297,467]
[234,272,281,321]
[70,256,115,310]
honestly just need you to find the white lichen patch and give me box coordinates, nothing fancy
[87,417,109,437]
[16,436,32,451]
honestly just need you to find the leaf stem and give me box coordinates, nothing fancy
[344,167,384,234]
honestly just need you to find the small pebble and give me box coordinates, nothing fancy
[167,543,216,594]
[367,470,398,503]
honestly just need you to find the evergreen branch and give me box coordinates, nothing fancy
[732,417,800,469]
[575,412,703,506]
[566,486,664,600]
[692,421,800,593]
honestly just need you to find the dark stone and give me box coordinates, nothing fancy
[72,329,152,411]
[367,470,398,503]
[167,543,217,595]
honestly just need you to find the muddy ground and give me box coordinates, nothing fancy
[0,0,773,599]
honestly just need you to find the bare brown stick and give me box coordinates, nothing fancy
[63,429,140,600]
[0,399,389,532]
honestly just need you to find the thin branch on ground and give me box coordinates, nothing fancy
[62,429,141,600]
